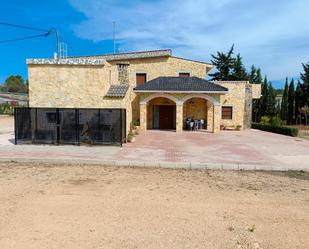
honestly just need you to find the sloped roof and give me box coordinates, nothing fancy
[134,77,228,93]
[71,49,172,61]
[105,85,129,97]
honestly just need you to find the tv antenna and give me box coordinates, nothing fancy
[113,21,116,54]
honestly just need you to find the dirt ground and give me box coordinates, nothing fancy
[0,162,308,249]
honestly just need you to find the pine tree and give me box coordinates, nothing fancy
[209,45,235,81]
[287,79,295,124]
[267,82,277,116]
[300,62,309,106]
[295,80,302,122]
[249,65,263,83]
[257,76,269,119]
[230,54,248,80]
[280,78,289,121]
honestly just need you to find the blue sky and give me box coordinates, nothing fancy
[1,0,309,88]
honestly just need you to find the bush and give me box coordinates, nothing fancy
[260,116,270,125]
[0,103,14,115]
[132,119,140,127]
[252,123,299,137]
[270,116,283,127]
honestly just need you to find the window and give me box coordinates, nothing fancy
[136,73,147,86]
[222,106,233,119]
[179,72,190,78]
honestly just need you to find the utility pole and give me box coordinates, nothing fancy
[56,30,59,57]
[113,21,116,54]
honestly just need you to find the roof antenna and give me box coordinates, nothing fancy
[113,21,116,54]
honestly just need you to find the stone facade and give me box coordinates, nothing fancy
[27,50,261,137]
[215,81,261,130]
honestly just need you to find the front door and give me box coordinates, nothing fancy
[157,105,175,130]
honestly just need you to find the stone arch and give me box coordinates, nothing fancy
[140,93,180,105]
[180,93,219,106]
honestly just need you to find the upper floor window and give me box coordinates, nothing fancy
[179,72,190,78]
[136,73,147,86]
[222,106,233,120]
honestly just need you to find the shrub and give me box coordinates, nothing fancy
[252,123,299,137]
[270,116,283,127]
[0,103,14,115]
[132,119,140,127]
[260,116,270,125]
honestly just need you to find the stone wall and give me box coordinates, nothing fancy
[243,84,253,129]
[216,81,245,129]
[28,55,214,135]
[108,56,211,122]
[216,81,261,129]
[251,83,262,99]
[28,63,133,134]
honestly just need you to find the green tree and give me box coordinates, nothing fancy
[300,62,309,106]
[209,45,235,81]
[280,78,289,121]
[287,79,295,125]
[3,75,28,93]
[249,65,263,83]
[230,54,248,80]
[267,82,277,116]
[295,80,302,122]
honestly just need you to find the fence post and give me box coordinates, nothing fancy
[56,108,60,145]
[76,109,80,146]
[14,107,17,145]
[120,109,122,146]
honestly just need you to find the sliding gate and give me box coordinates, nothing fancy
[14,108,126,145]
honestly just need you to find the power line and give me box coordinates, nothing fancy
[0,22,73,55]
[0,22,49,32]
[0,32,51,43]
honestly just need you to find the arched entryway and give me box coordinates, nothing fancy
[180,94,219,132]
[139,93,221,133]
[183,97,208,130]
[147,97,176,130]
[140,93,179,130]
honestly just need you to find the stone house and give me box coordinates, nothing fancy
[26,49,261,135]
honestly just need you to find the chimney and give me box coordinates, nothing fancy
[117,62,129,84]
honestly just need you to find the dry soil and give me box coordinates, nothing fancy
[0,162,308,249]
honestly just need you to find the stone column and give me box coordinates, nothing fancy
[140,103,147,131]
[176,104,183,132]
[207,105,214,132]
[213,104,221,133]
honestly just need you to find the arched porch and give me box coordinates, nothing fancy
[139,93,221,133]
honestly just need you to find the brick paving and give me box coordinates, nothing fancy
[118,130,309,169]
[1,115,309,170]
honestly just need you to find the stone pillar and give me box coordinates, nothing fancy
[213,104,221,133]
[176,104,183,132]
[207,105,214,132]
[140,103,147,131]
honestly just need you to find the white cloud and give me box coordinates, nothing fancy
[69,0,309,82]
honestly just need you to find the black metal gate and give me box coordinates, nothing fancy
[14,108,126,145]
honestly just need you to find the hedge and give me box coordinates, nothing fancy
[251,123,299,137]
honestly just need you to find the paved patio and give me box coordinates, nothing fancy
[119,130,309,169]
[0,116,309,170]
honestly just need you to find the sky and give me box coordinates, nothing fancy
[1,0,309,89]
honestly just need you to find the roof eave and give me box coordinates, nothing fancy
[133,90,229,94]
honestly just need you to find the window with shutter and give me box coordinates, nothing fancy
[221,106,233,119]
[136,73,147,86]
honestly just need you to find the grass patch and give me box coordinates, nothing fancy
[266,170,309,181]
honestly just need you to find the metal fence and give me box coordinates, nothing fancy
[14,108,126,146]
